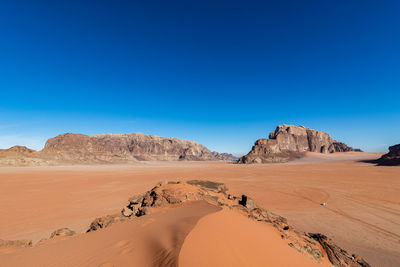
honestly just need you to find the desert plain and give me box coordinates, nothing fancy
[0,152,399,266]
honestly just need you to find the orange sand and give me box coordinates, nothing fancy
[180,208,326,267]
[0,152,398,266]
[0,201,220,266]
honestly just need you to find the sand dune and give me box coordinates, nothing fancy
[0,201,220,266]
[0,200,330,267]
[0,152,398,266]
[180,208,326,267]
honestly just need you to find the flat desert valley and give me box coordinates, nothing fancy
[0,152,399,266]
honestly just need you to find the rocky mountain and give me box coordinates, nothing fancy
[238,125,362,164]
[376,144,400,166]
[211,151,238,161]
[0,146,52,166]
[0,133,233,166]
[41,133,217,163]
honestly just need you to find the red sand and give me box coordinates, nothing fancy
[180,208,326,267]
[0,201,221,266]
[0,152,398,266]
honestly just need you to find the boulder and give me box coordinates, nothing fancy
[121,207,134,217]
[128,194,145,205]
[87,214,126,232]
[376,144,400,166]
[49,228,75,238]
[238,195,257,210]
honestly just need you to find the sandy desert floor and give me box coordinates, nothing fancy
[0,152,399,266]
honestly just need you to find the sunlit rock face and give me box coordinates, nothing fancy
[238,125,361,163]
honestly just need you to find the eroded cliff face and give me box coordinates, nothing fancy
[0,133,224,166]
[41,133,216,163]
[376,144,400,166]
[238,125,361,163]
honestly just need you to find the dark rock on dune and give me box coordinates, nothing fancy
[308,233,371,267]
[238,125,361,164]
[238,195,257,210]
[87,214,126,232]
[376,144,400,166]
[0,239,32,248]
[121,207,134,217]
[50,228,76,238]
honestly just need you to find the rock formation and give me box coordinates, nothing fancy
[376,144,400,166]
[84,180,370,267]
[0,133,233,166]
[211,151,238,161]
[308,233,370,267]
[41,133,216,162]
[0,239,32,249]
[238,125,361,163]
[49,228,76,239]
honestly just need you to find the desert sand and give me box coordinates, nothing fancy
[0,152,399,266]
[0,201,221,266]
[180,208,326,267]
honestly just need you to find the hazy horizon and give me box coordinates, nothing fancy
[0,119,394,155]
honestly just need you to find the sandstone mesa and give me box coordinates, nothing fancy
[0,133,235,166]
[238,125,362,164]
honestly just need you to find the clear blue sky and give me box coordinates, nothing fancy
[1,0,399,155]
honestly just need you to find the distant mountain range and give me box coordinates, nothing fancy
[0,133,237,166]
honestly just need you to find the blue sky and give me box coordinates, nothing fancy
[0,0,399,155]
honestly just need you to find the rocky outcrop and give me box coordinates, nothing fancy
[37,228,77,245]
[238,125,361,163]
[87,214,127,232]
[211,151,238,161]
[0,132,231,166]
[83,180,370,267]
[376,144,400,166]
[0,239,32,249]
[49,228,76,239]
[308,233,371,267]
[331,142,363,153]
